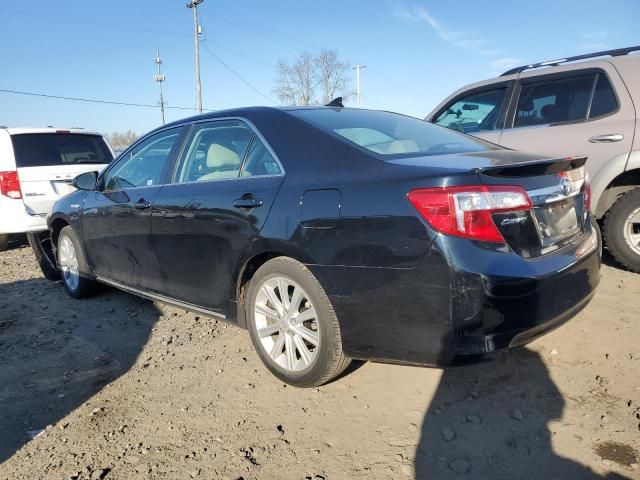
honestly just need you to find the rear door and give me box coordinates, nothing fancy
[152,119,285,312]
[429,82,513,144]
[497,64,634,210]
[11,132,113,215]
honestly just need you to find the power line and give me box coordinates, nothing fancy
[0,88,213,112]
[201,43,277,105]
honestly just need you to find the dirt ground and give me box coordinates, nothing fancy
[0,239,638,480]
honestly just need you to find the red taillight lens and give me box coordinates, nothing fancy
[408,185,532,243]
[0,171,22,199]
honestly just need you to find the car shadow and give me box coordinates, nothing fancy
[415,348,629,479]
[0,277,159,464]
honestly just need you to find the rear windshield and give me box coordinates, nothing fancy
[289,108,497,157]
[11,133,113,167]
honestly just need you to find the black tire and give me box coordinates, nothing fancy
[603,187,640,273]
[0,234,8,251]
[27,232,61,281]
[57,226,100,298]
[245,257,351,387]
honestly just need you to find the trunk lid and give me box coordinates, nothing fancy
[392,150,590,257]
[11,132,113,215]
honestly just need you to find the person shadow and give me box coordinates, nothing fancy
[415,348,629,479]
[0,277,159,464]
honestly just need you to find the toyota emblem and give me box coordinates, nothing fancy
[560,177,572,196]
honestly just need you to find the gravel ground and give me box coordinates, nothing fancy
[0,240,638,480]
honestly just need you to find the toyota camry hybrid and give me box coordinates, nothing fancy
[35,105,601,387]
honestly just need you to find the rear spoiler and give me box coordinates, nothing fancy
[475,156,587,178]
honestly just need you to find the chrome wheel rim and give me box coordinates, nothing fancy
[623,207,640,256]
[254,276,320,372]
[59,236,79,291]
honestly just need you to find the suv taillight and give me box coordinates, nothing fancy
[408,185,532,243]
[0,171,22,199]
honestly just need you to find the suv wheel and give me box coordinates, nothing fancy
[57,226,99,298]
[0,234,8,252]
[603,187,640,273]
[246,257,351,387]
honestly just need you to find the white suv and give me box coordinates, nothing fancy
[0,128,113,250]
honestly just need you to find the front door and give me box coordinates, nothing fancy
[152,119,285,312]
[82,126,185,292]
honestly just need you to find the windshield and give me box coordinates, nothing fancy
[11,133,113,167]
[289,108,498,157]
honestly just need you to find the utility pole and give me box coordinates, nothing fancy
[154,49,166,124]
[187,0,204,113]
[353,64,367,108]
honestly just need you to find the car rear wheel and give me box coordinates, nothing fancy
[57,226,99,298]
[0,234,8,251]
[603,187,640,273]
[246,257,351,387]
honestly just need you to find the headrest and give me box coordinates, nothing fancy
[518,98,534,112]
[541,104,561,123]
[206,144,241,168]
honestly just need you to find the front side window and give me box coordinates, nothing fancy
[102,127,182,191]
[176,120,254,183]
[514,74,595,127]
[433,87,507,134]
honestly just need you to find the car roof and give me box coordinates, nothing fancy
[2,127,102,136]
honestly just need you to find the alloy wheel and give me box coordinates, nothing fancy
[253,275,320,372]
[58,236,80,291]
[623,207,640,256]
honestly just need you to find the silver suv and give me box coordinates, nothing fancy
[426,46,640,272]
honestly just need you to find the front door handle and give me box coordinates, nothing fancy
[589,133,624,143]
[133,199,151,210]
[233,196,263,209]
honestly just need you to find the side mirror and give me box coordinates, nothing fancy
[73,171,98,191]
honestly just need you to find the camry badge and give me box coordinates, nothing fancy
[560,177,572,196]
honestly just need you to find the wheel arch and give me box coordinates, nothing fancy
[49,217,71,257]
[595,167,640,219]
[232,241,315,329]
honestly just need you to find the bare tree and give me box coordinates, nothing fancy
[106,130,138,149]
[274,51,316,106]
[273,49,351,106]
[315,49,351,104]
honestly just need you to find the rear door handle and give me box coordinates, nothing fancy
[589,133,624,143]
[233,196,263,209]
[133,199,151,210]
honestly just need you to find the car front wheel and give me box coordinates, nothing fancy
[57,226,99,298]
[603,188,640,273]
[246,257,351,387]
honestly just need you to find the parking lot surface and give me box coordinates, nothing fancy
[0,242,638,479]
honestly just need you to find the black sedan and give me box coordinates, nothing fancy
[37,106,601,387]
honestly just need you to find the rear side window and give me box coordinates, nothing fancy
[11,133,113,167]
[291,109,495,157]
[589,74,618,118]
[433,87,507,133]
[514,74,612,127]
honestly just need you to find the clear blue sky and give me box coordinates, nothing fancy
[1,0,638,135]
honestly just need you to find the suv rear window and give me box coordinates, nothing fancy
[11,133,113,168]
[290,109,495,157]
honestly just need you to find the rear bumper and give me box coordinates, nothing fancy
[310,225,601,366]
[0,198,47,234]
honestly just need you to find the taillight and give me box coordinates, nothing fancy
[0,171,22,199]
[408,185,532,243]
